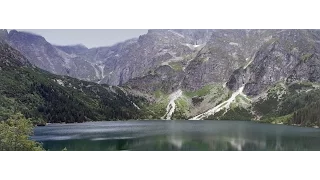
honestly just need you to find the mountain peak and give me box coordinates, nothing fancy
[8,30,47,43]
[0,29,8,40]
[55,43,88,50]
[0,40,30,67]
[75,44,88,49]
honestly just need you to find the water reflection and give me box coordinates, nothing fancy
[32,120,320,151]
[168,136,184,149]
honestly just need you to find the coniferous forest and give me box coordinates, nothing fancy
[0,40,147,125]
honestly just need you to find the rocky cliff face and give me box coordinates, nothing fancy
[227,30,320,96]
[7,30,70,75]
[3,30,100,81]
[0,37,30,68]
[0,29,9,40]
[182,30,296,90]
[55,44,88,55]
[126,30,278,93]
[81,29,214,85]
[2,29,216,86]
[125,65,185,93]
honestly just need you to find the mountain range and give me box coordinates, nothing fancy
[1,29,320,127]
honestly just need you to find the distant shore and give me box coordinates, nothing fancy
[34,119,320,129]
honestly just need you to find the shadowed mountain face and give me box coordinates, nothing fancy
[3,29,320,126]
[0,38,30,68]
[0,40,147,123]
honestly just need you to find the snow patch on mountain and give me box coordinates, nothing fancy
[168,30,185,38]
[92,64,100,79]
[55,79,65,86]
[243,58,254,69]
[132,102,141,110]
[189,86,246,120]
[183,43,205,50]
[162,89,183,120]
[229,42,239,46]
[98,64,105,79]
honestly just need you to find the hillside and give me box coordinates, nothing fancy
[0,40,147,124]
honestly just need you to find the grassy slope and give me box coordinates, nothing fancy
[253,82,320,127]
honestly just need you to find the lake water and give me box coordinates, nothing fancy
[32,120,320,151]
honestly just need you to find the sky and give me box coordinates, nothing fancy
[12,29,148,48]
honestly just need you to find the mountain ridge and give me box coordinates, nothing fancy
[0,40,148,123]
[2,29,320,127]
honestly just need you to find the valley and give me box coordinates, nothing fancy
[1,29,320,129]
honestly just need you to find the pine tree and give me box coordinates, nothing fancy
[0,113,44,151]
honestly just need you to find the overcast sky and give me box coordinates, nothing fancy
[12,29,148,48]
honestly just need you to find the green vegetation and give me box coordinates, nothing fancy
[172,98,189,119]
[279,87,320,115]
[176,98,188,111]
[219,107,253,121]
[254,96,279,117]
[0,96,19,121]
[205,109,225,120]
[0,113,44,151]
[283,39,297,52]
[252,81,320,127]
[169,62,183,71]
[287,82,314,92]
[154,89,164,99]
[291,101,320,127]
[29,117,46,126]
[267,83,286,95]
[185,84,215,97]
[192,96,204,105]
[254,82,317,119]
[253,83,286,117]
[262,113,293,125]
[230,99,239,109]
[208,86,229,104]
[227,90,233,98]
[300,53,313,62]
[237,95,250,104]
[0,60,147,124]
[139,98,168,119]
[171,107,187,119]
[205,92,252,120]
